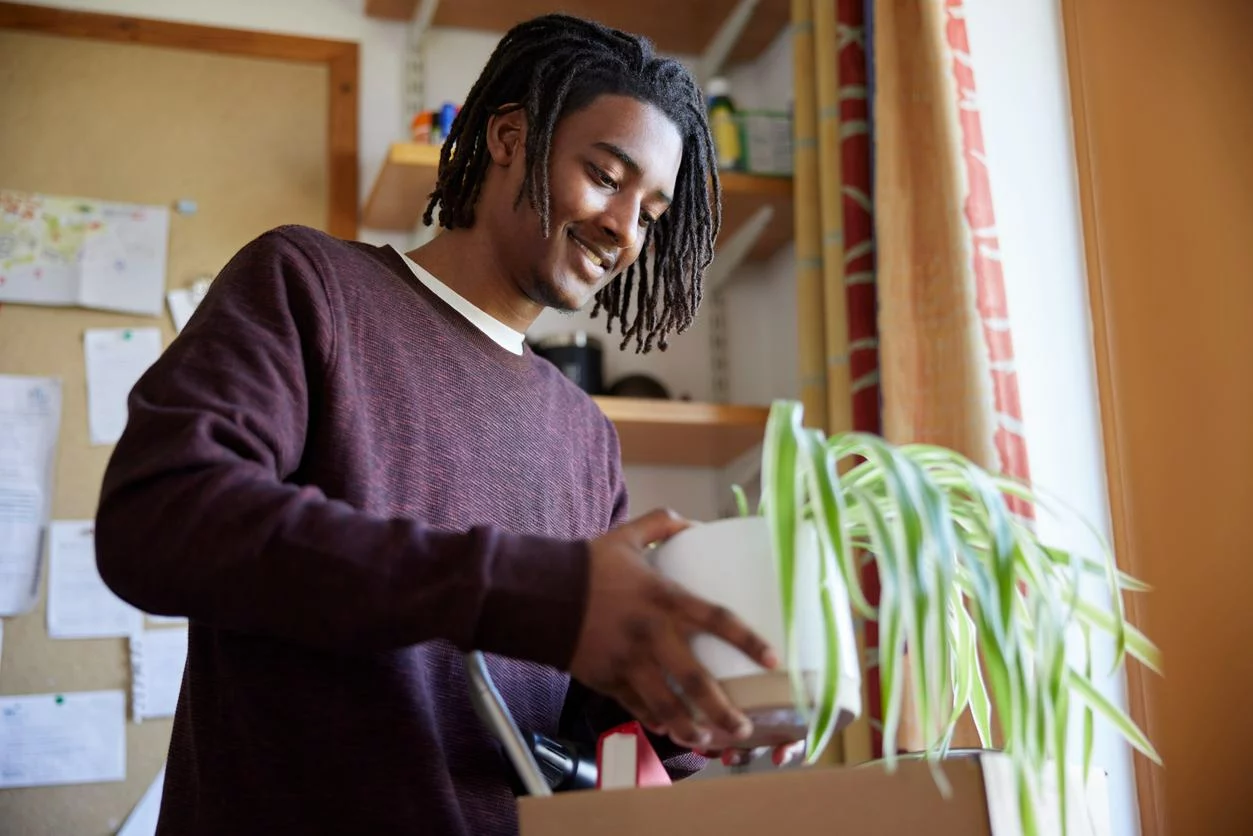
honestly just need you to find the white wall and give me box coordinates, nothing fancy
[963,2,1140,835]
[724,30,801,409]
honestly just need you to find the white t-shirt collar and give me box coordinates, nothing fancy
[395,248,526,355]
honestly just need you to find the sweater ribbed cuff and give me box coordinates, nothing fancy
[473,534,590,670]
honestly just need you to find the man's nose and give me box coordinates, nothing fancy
[599,196,642,252]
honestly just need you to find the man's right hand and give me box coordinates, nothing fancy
[568,509,779,750]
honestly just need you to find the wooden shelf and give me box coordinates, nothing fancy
[364,0,421,20]
[593,397,768,467]
[364,0,790,67]
[362,143,793,262]
[361,142,442,230]
[717,171,793,262]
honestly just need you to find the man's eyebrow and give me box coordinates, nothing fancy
[593,141,673,205]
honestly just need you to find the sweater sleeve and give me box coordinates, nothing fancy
[94,228,588,667]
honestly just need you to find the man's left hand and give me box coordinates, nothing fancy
[696,741,805,769]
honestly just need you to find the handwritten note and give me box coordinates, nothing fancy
[47,520,142,639]
[118,765,166,836]
[0,484,42,617]
[130,627,188,720]
[78,201,170,316]
[0,690,127,788]
[0,375,61,615]
[83,327,162,445]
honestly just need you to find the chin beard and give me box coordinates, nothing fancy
[526,273,582,312]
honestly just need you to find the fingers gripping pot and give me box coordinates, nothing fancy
[649,517,862,752]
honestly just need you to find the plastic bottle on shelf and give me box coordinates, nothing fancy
[705,76,743,172]
[439,102,458,142]
[411,111,432,144]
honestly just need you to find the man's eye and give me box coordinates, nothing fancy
[639,212,657,228]
[590,164,617,190]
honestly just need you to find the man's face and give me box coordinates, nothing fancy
[492,94,684,312]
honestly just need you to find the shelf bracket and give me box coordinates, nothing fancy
[705,204,774,294]
[696,0,761,85]
[401,0,442,247]
[402,0,441,131]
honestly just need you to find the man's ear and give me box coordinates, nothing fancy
[486,106,527,166]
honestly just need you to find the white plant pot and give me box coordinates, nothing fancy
[651,516,862,750]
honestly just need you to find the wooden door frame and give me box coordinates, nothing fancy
[1058,3,1163,835]
[0,1,359,239]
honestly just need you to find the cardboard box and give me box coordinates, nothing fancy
[519,755,1111,836]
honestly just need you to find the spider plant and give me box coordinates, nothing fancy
[753,399,1160,835]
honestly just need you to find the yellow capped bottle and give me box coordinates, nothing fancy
[706,77,743,171]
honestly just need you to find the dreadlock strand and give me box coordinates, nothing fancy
[640,230,666,353]
[603,274,619,338]
[617,268,638,348]
[636,231,658,354]
[528,53,602,235]
[634,246,652,351]
[605,275,623,335]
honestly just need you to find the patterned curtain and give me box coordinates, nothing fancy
[792,0,881,763]
[872,0,1033,754]
[794,0,1033,760]
[792,0,850,439]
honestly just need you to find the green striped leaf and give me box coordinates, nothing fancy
[1070,668,1160,763]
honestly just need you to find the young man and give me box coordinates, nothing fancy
[97,14,782,836]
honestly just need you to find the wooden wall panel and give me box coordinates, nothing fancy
[1061,1,1253,834]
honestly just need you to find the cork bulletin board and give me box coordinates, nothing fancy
[0,4,357,833]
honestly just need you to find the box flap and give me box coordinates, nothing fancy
[520,759,992,836]
[520,755,1113,836]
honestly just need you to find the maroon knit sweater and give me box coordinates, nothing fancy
[95,225,699,835]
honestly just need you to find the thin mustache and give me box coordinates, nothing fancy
[569,230,616,270]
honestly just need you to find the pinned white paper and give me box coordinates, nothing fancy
[0,690,127,788]
[0,483,43,617]
[0,374,61,616]
[130,627,188,721]
[83,327,162,445]
[118,765,166,836]
[166,276,211,334]
[165,289,198,333]
[47,520,143,639]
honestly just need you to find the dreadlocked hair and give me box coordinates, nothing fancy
[423,14,721,353]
